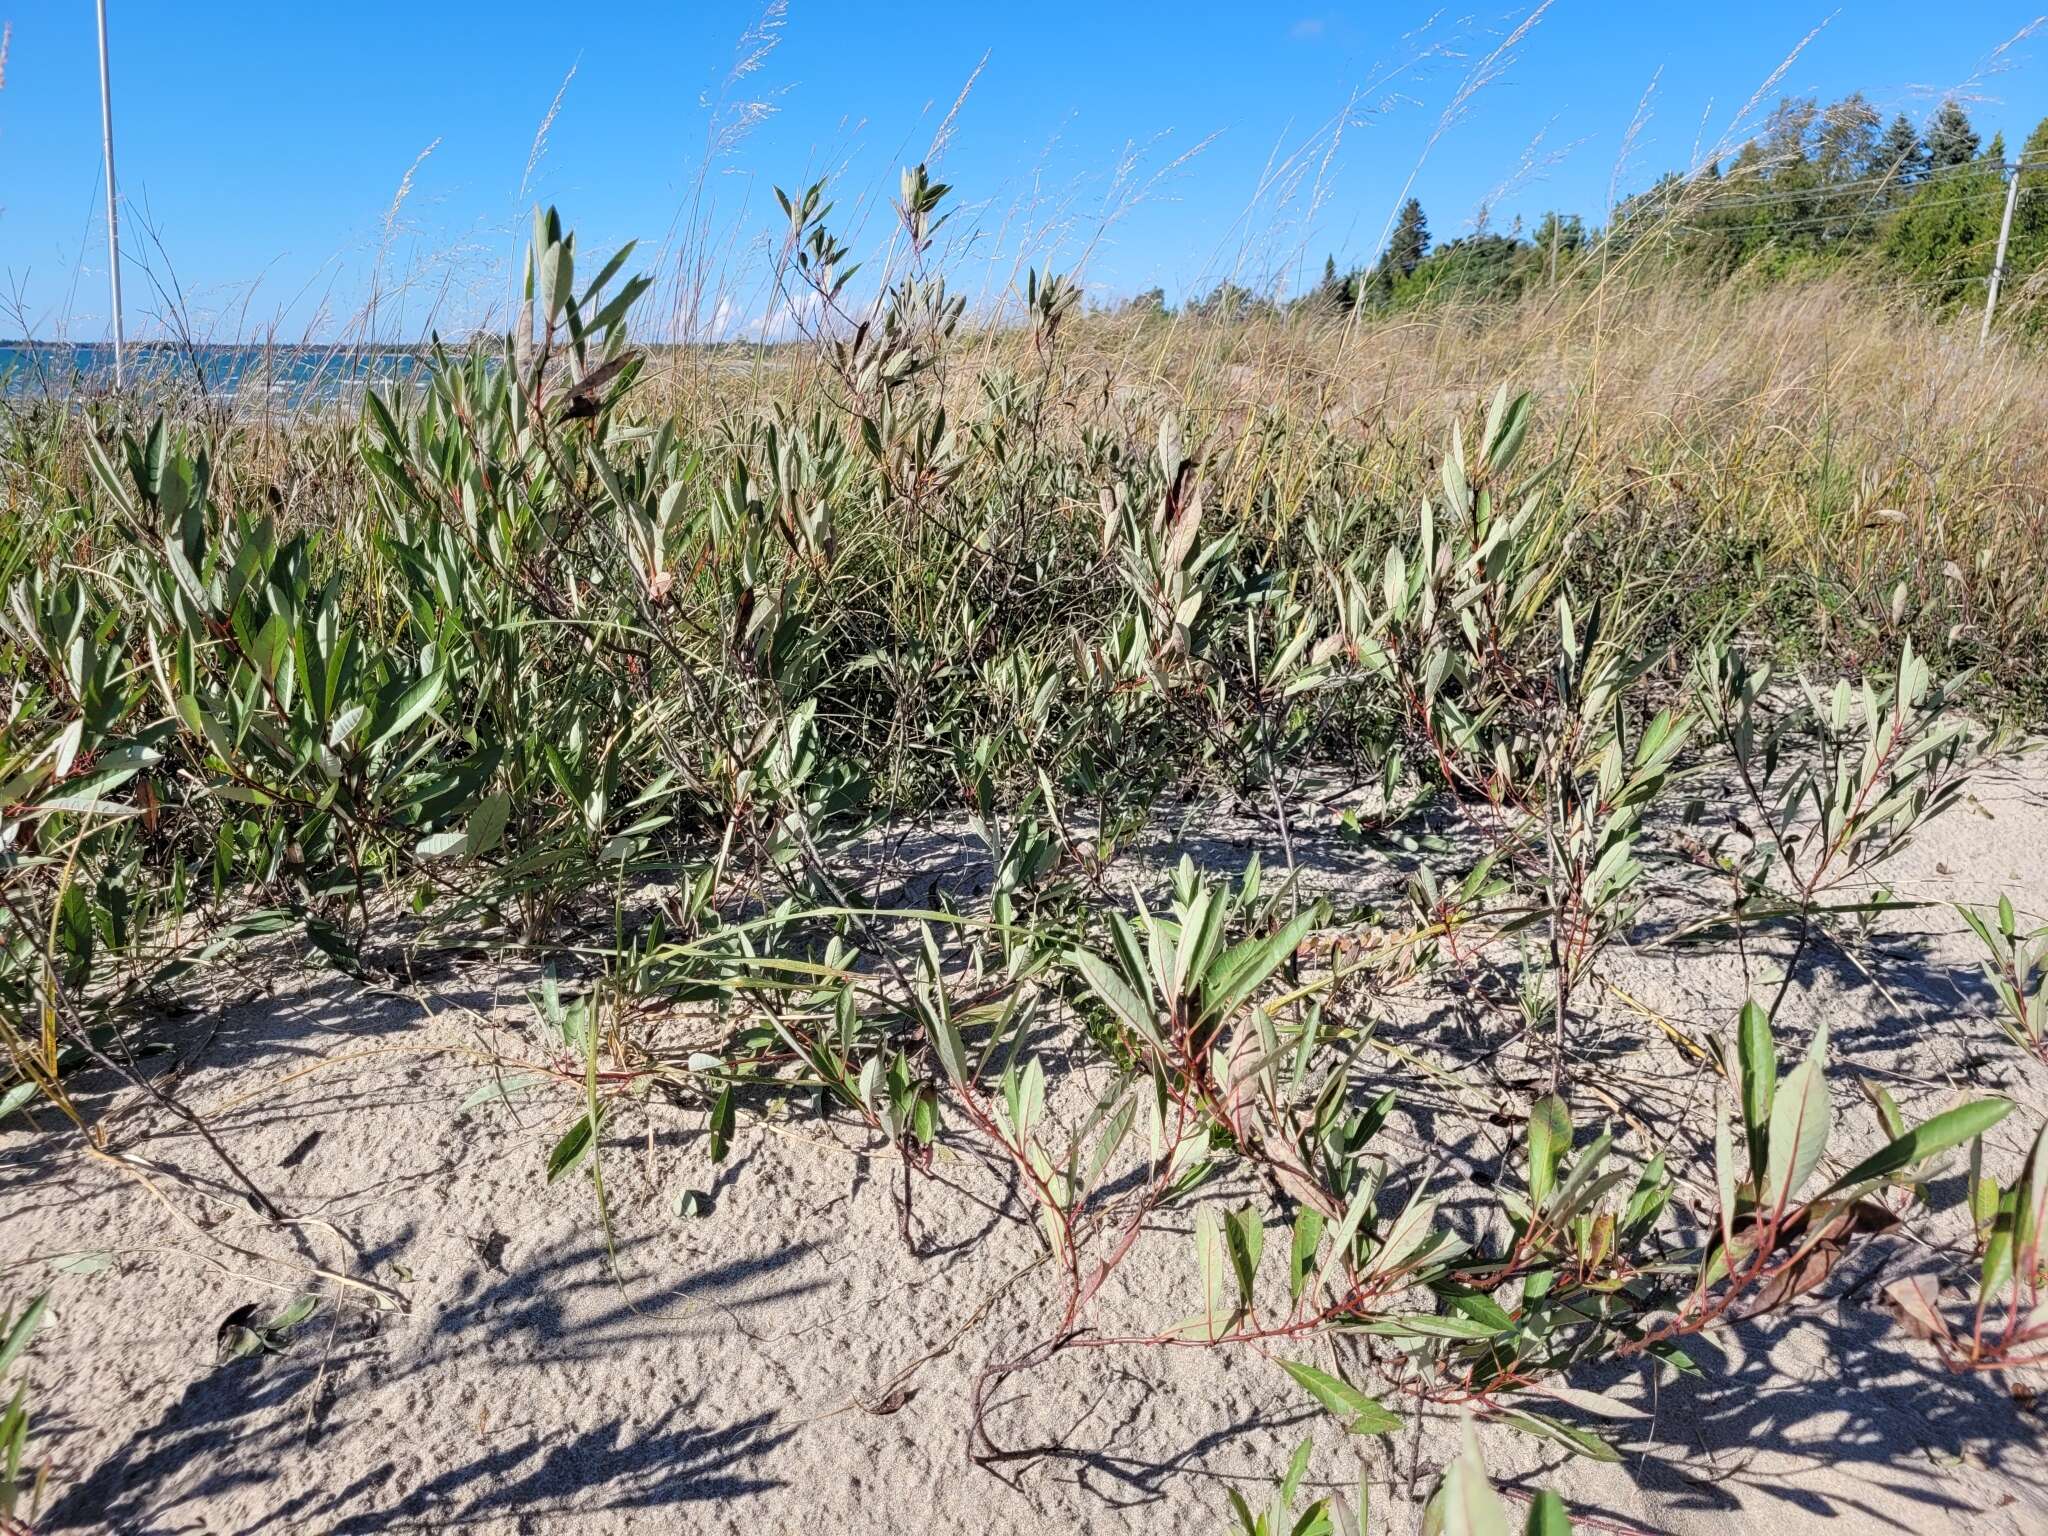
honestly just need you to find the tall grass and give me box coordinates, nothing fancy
[616,266,2048,704]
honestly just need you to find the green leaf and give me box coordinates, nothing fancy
[1279,1435,1312,1510]
[1496,1409,1621,1464]
[541,238,575,322]
[1446,1291,1516,1332]
[1289,1208,1325,1302]
[35,790,145,819]
[1436,1420,1513,1536]
[0,1294,48,1378]
[1527,1093,1570,1208]
[1712,1093,1738,1250]
[1225,1206,1265,1310]
[463,791,512,857]
[546,1110,599,1182]
[1763,1023,1831,1211]
[1522,1490,1573,1536]
[266,1295,318,1332]
[1736,1000,1775,1179]
[708,1085,735,1164]
[328,702,368,748]
[461,1073,544,1112]
[1277,1359,1403,1435]
[1192,1205,1232,1341]
[2014,1125,2048,1287]
[926,1009,969,1087]
[1083,1094,1137,1192]
[1821,1098,2013,1196]
[1071,948,1162,1049]
[1204,901,1318,1011]
[1862,1079,1907,1141]
[1208,903,1326,1025]
[1364,1185,1438,1279]
[44,1251,112,1276]
[1316,1176,1378,1295]
[1353,1312,1503,1340]
[367,668,445,753]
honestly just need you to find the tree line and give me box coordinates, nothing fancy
[1147,96,2048,326]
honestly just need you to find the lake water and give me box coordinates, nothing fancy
[0,343,441,408]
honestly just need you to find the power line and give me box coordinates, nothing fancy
[1667,187,2010,237]
[1625,158,2048,217]
[1660,157,2044,238]
[1679,172,1922,211]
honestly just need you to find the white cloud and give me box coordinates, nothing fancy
[736,288,824,344]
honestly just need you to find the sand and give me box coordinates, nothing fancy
[4,756,2046,1535]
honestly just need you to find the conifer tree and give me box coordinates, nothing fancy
[2018,117,2048,245]
[1877,112,1927,186]
[1927,99,1980,173]
[1386,198,1429,278]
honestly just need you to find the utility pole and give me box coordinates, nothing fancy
[1980,160,2022,347]
[95,0,126,387]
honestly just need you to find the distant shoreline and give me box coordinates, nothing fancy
[0,339,790,353]
[0,340,448,354]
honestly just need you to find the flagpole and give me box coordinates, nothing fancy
[95,0,126,387]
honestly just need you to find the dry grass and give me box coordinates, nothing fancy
[610,269,2048,709]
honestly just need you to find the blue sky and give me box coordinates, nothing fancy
[2,2,2045,341]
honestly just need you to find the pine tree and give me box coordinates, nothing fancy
[2010,117,2048,313]
[1880,150,2006,302]
[1877,113,1926,187]
[1386,198,1429,279]
[1533,211,1584,256]
[1122,287,1167,320]
[1926,99,1980,173]
[1305,253,1355,316]
[2018,117,2048,244]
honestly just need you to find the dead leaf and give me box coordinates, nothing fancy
[1736,1200,1897,1319]
[1881,1274,1951,1344]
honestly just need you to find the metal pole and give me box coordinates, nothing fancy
[1980,161,2022,347]
[95,0,126,387]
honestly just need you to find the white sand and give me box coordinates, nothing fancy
[5,759,2046,1534]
